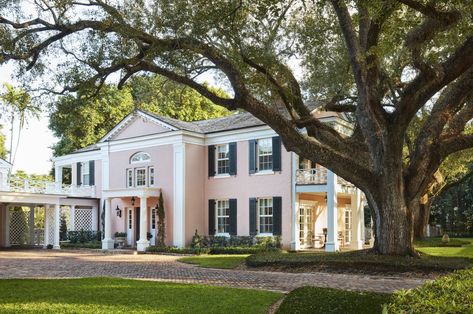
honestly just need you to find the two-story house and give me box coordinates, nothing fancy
[0,108,365,252]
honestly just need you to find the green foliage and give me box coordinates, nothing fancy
[414,237,470,248]
[386,269,473,313]
[114,232,127,238]
[156,190,166,246]
[49,76,230,156]
[178,254,249,269]
[0,278,282,314]
[59,212,68,241]
[67,230,102,243]
[146,246,208,255]
[277,287,391,314]
[416,238,473,259]
[60,241,102,249]
[208,247,279,255]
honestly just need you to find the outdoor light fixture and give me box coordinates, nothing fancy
[116,205,122,218]
[131,196,135,206]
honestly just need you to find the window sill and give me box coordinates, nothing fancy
[216,233,230,237]
[257,233,273,237]
[213,174,231,179]
[252,170,275,176]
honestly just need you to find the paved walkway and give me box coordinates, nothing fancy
[0,250,427,293]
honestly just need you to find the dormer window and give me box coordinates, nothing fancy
[130,152,151,164]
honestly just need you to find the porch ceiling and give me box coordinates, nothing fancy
[102,187,161,199]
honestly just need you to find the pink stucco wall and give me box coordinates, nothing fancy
[185,144,206,244]
[205,141,294,247]
[113,116,171,140]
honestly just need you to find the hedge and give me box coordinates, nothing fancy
[67,230,102,243]
[146,246,209,255]
[60,241,102,249]
[208,247,280,255]
[386,268,473,313]
[414,237,471,248]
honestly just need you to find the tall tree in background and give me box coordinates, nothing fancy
[49,75,230,156]
[2,1,473,255]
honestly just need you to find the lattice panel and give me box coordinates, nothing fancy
[74,208,93,231]
[9,208,31,245]
[46,207,55,245]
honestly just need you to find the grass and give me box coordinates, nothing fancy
[414,237,471,247]
[0,277,281,314]
[277,287,391,314]
[416,238,473,259]
[178,254,249,269]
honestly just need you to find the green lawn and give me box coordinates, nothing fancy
[0,278,281,314]
[277,287,391,314]
[178,254,249,269]
[416,238,473,259]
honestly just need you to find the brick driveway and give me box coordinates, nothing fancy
[0,250,426,293]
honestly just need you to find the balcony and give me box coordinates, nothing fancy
[2,176,96,198]
[296,168,356,193]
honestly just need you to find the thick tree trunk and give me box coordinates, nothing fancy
[414,199,432,240]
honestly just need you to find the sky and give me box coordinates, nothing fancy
[0,62,56,175]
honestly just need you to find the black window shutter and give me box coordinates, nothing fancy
[76,162,82,186]
[229,142,237,175]
[89,160,95,186]
[273,196,282,236]
[249,197,257,235]
[229,198,237,235]
[248,140,257,174]
[208,199,216,235]
[208,145,216,177]
[272,136,282,172]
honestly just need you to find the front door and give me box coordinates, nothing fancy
[127,208,133,246]
[135,207,140,245]
[299,204,314,248]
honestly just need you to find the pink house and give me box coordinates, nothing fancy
[0,109,365,252]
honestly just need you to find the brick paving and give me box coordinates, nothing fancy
[0,250,427,293]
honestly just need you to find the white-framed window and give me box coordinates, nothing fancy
[149,167,155,186]
[151,208,156,229]
[344,206,352,244]
[258,197,273,234]
[135,168,147,187]
[216,144,229,175]
[216,199,230,234]
[126,168,133,188]
[257,138,273,171]
[130,152,151,164]
[128,209,132,229]
[81,162,90,186]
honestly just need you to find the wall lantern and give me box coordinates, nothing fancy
[131,196,135,206]
[116,205,122,218]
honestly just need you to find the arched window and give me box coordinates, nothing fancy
[130,152,151,164]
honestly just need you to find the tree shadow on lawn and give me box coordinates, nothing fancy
[0,277,281,314]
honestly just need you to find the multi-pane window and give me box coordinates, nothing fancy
[128,209,132,229]
[151,208,156,229]
[130,152,151,163]
[257,139,273,171]
[127,169,133,187]
[345,206,352,244]
[216,144,229,175]
[136,168,146,187]
[149,167,155,186]
[258,198,273,234]
[81,162,90,186]
[216,199,230,234]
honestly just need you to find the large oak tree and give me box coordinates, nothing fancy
[1,0,473,255]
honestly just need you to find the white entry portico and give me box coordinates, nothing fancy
[101,187,160,252]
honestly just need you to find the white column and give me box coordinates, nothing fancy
[361,198,366,244]
[5,206,10,247]
[290,153,300,251]
[325,170,339,252]
[350,189,363,250]
[173,143,186,248]
[29,206,35,246]
[102,198,114,250]
[91,207,98,231]
[69,205,75,231]
[55,165,62,185]
[71,163,77,187]
[53,203,61,249]
[43,205,49,248]
[137,196,150,252]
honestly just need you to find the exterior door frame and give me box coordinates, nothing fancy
[298,201,317,249]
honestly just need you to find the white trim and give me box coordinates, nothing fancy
[135,167,147,187]
[102,187,161,199]
[53,150,101,166]
[172,143,186,248]
[205,126,276,145]
[252,170,275,176]
[213,174,231,179]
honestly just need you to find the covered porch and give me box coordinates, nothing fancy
[101,187,161,252]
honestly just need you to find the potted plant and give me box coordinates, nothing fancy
[114,232,128,248]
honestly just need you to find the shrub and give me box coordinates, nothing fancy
[208,247,279,255]
[146,246,209,255]
[386,268,473,313]
[114,232,127,238]
[442,234,450,243]
[414,237,470,247]
[61,241,102,249]
[67,230,102,243]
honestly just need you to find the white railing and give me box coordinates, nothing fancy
[2,177,96,197]
[296,168,328,185]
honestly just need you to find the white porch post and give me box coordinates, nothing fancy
[69,205,75,231]
[290,153,300,251]
[350,189,363,250]
[137,196,150,252]
[172,143,186,248]
[325,170,339,252]
[102,198,114,250]
[53,203,61,249]
[29,206,35,246]
[5,206,10,247]
[43,205,49,248]
[55,165,62,185]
